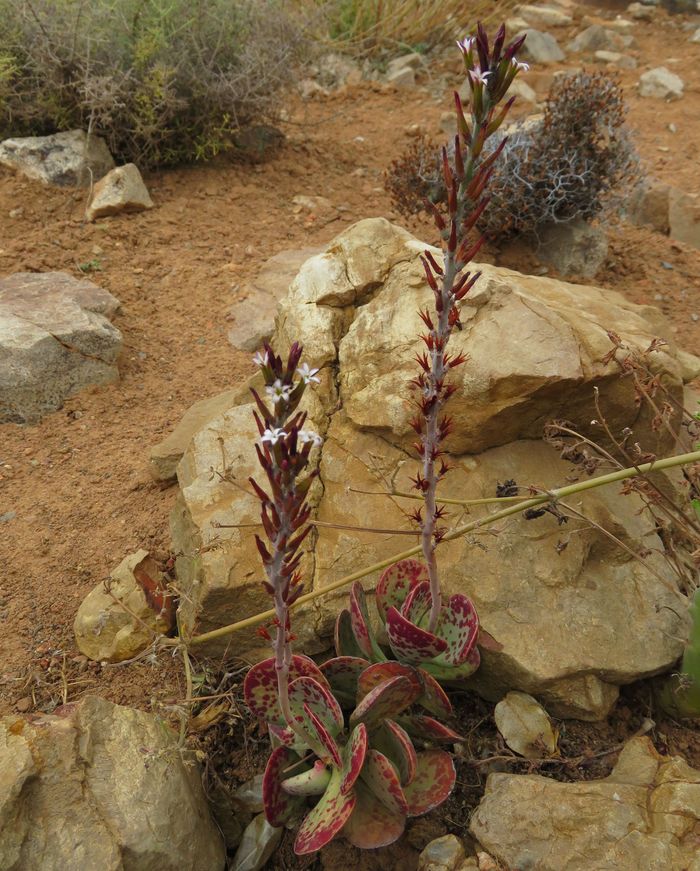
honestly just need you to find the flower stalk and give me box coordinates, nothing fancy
[249,342,321,730]
[413,24,527,632]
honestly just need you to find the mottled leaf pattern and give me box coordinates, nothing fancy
[417,668,454,718]
[421,647,480,682]
[434,593,479,666]
[369,720,417,786]
[403,750,456,816]
[340,723,368,795]
[350,675,420,728]
[299,702,342,767]
[281,760,332,796]
[386,606,447,665]
[357,661,422,702]
[288,677,343,737]
[293,768,356,855]
[262,746,305,827]
[402,581,433,628]
[342,780,406,849]
[320,656,368,707]
[376,559,427,622]
[359,749,408,815]
[398,714,464,743]
[244,655,329,723]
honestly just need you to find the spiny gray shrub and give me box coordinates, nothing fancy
[0,0,304,168]
[386,70,641,239]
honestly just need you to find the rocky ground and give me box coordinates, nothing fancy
[1,0,700,868]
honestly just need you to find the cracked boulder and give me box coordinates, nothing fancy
[0,272,122,423]
[0,695,225,870]
[469,737,700,870]
[0,130,115,187]
[169,219,689,719]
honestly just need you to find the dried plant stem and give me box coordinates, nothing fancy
[188,448,700,646]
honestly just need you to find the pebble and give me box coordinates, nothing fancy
[661,261,674,270]
[0,511,16,523]
[692,313,699,323]
[15,697,32,713]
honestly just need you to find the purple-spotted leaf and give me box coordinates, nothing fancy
[268,723,295,748]
[335,609,366,658]
[433,593,479,666]
[418,668,454,718]
[350,582,386,661]
[244,655,329,724]
[421,646,481,682]
[321,656,368,707]
[342,779,406,849]
[262,746,305,827]
[299,702,343,767]
[403,750,456,816]
[369,720,417,786]
[293,768,356,856]
[398,714,464,744]
[288,676,344,740]
[385,606,447,665]
[357,661,423,702]
[376,559,427,622]
[401,581,433,627]
[349,675,420,729]
[340,723,368,795]
[359,748,408,816]
[281,760,332,796]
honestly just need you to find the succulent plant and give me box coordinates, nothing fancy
[333,561,480,684]
[244,653,459,854]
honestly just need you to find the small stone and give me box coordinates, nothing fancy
[386,66,416,88]
[387,52,423,74]
[86,163,153,222]
[517,5,572,26]
[9,207,23,219]
[627,1,655,18]
[233,774,265,814]
[509,78,538,104]
[669,189,700,250]
[625,179,671,233]
[14,697,32,712]
[691,28,700,44]
[661,261,674,270]
[594,50,637,69]
[568,25,624,53]
[418,834,466,871]
[506,15,530,30]
[638,66,684,100]
[692,313,699,323]
[231,814,282,871]
[494,691,558,758]
[536,218,609,279]
[608,17,636,33]
[517,29,566,64]
[0,511,16,523]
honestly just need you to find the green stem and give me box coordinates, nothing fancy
[188,448,700,647]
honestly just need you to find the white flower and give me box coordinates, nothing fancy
[265,379,292,404]
[468,68,492,86]
[261,427,286,446]
[457,36,476,53]
[298,429,323,448]
[252,349,269,368]
[512,57,530,72]
[298,363,320,385]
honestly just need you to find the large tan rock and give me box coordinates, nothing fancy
[171,220,689,718]
[73,550,172,663]
[0,696,225,870]
[469,737,700,870]
[0,130,114,187]
[0,272,122,423]
[86,163,153,221]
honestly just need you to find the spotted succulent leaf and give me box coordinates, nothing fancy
[350,675,420,729]
[350,581,386,661]
[359,748,408,816]
[281,760,332,796]
[357,661,423,702]
[376,559,427,622]
[288,676,343,738]
[262,746,305,827]
[334,608,366,658]
[320,656,369,707]
[433,593,479,666]
[417,668,454,717]
[342,779,406,849]
[385,606,448,665]
[398,714,463,743]
[340,723,368,795]
[403,750,456,816]
[299,702,342,767]
[421,647,480,682]
[244,655,329,724]
[369,720,417,786]
[293,768,356,855]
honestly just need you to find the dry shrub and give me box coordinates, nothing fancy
[386,71,641,238]
[0,0,304,168]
